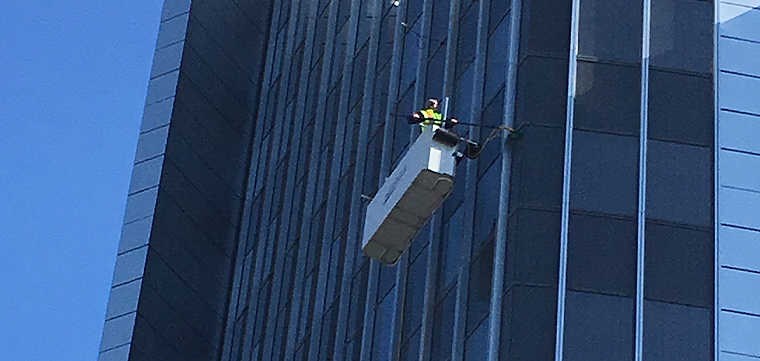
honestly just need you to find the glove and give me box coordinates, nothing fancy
[444,117,458,129]
[407,112,423,124]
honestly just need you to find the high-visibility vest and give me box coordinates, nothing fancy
[419,109,443,131]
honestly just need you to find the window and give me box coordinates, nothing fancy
[402,248,429,341]
[484,20,508,104]
[475,162,501,246]
[569,130,639,216]
[563,291,634,361]
[431,287,457,361]
[650,0,712,74]
[515,57,569,128]
[574,62,641,136]
[510,125,565,210]
[644,221,713,308]
[439,206,464,294]
[578,0,642,63]
[519,0,572,58]
[466,241,494,335]
[648,70,713,147]
[642,300,712,361]
[567,213,637,297]
[501,285,557,360]
[646,140,712,227]
[508,209,560,286]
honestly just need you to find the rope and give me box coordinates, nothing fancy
[468,125,514,158]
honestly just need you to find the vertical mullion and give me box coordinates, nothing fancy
[634,0,651,359]
[441,0,459,97]
[390,0,415,359]
[712,0,721,360]
[451,0,490,360]
[488,0,521,357]
[555,0,582,358]
[417,1,439,359]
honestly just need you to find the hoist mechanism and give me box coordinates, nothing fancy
[362,126,458,266]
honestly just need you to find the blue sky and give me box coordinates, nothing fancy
[0,1,163,359]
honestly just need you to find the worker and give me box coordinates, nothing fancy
[407,99,457,131]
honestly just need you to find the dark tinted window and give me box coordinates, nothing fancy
[464,316,489,361]
[570,130,639,216]
[485,19,508,103]
[578,0,642,63]
[574,62,641,136]
[644,221,713,308]
[648,70,713,147]
[515,57,569,128]
[646,140,712,227]
[475,161,501,245]
[567,213,637,297]
[466,241,494,335]
[372,289,396,361]
[431,287,457,361]
[643,301,712,361]
[650,0,713,74]
[456,2,479,79]
[519,0,572,58]
[440,206,464,294]
[478,92,505,175]
[502,285,558,360]
[402,248,429,340]
[508,209,560,286]
[509,126,565,211]
[563,291,634,361]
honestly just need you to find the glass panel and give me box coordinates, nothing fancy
[515,57,569,128]
[502,285,558,360]
[646,140,712,227]
[509,209,560,286]
[563,291,634,361]
[475,161,501,246]
[431,287,457,361]
[510,126,565,210]
[642,300,712,361]
[648,70,713,147]
[569,130,639,216]
[650,0,713,74]
[574,61,641,136]
[464,316,489,361]
[567,213,637,297]
[439,206,464,295]
[466,241,494,335]
[372,288,396,361]
[485,20,508,103]
[456,2,479,80]
[402,248,429,341]
[519,0,571,57]
[578,0,642,63]
[644,221,713,308]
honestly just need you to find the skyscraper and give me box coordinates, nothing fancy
[98,0,760,360]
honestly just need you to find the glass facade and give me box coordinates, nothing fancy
[102,0,754,360]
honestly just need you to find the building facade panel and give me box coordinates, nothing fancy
[101,0,735,359]
[718,2,760,361]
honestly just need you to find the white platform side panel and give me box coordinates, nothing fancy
[362,127,457,265]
